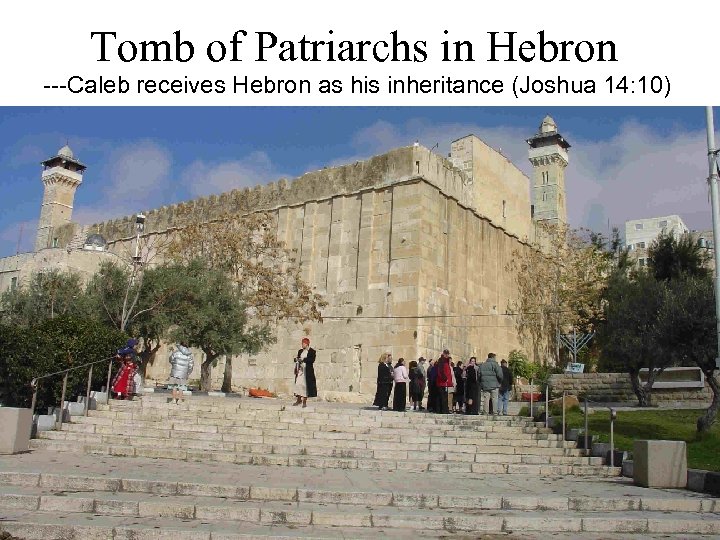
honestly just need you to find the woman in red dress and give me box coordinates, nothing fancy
[111,339,139,400]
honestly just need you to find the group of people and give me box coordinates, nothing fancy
[111,338,196,403]
[373,350,514,415]
[111,338,512,416]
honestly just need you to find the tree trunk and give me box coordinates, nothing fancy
[221,356,232,394]
[697,370,719,432]
[138,342,160,379]
[201,355,217,392]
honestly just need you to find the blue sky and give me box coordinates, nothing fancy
[0,107,714,257]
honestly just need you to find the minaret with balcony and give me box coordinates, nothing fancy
[35,145,86,251]
[527,116,570,226]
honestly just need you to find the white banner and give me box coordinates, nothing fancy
[1,0,717,105]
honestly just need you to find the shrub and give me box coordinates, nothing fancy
[508,350,536,380]
[0,316,126,411]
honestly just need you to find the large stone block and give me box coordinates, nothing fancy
[633,440,687,488]
[0,407,32,454]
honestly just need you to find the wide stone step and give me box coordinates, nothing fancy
[0,511,443,539]
[69,415,569,443]
[45,424,584,457]
[1,504,719,538]
[60,421,572,449]
[44,425,588,454]
[2,485,719,521]
[81,411,555,434]
[90,406,551,430]
[72,419,557,438]
[37,431,601,465]
[46,430,588,457]
[100,398,548,424]
[28,439,619,476]
[2,473,711,514]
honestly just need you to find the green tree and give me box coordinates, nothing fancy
[165,259,272,391]
[648,231,710,282]
[0,316,126,411]
[656,276,719,432]
[508,350,536,380]
[507,223,611,365]
[85,260,195,372]
[167,212,326,392]
[597,271,671,406]
[0,270,88,326]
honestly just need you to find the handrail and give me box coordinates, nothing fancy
[581,397,617,467]
[30,354,119,430]
[30,355,115,387]
[542,387,618,469]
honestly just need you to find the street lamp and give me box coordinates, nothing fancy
[706,107,720,370]
[133,213,145,266]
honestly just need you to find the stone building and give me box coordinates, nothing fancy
[624,214,690,268]
[0,116,571,399]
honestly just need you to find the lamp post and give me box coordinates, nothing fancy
[706,107,720,370]
[133,213,145,267]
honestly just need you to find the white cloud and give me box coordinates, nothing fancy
[181,151,282,197]
[340,118,713,234]
[74,140,172,225]
[105,140,172,200]
[567,124,710,232]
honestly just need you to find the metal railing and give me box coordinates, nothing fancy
[30,355,116,430]
[532,387,618,468]
[581,396,618,467]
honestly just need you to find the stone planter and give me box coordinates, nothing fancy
[607,450,629,466]
[0,407,32,454]
[576,434,595,449]
[63,401,85,417]
[565,428,581,441]
[633,440,687,488]
[591,442,611,459]
[32,414,55,436]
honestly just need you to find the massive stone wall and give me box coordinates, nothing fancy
[451,135,532,241]
[14,144,533,400]
[0,248,120,293]
[415,180,525,361]
[91,147,477,243]
[548,372,713,408]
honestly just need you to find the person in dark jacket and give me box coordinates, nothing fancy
[408,360,425,411]
[453,360,465,413]
[499,359,514,415]
[478,352,503,415]
[293,337,317,408]
[373,352,394,410]
[436,350,454,414]
[392,358,410,412]
[427,359,438,412]
[464,357,480,415]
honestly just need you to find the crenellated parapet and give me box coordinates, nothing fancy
[91,145,486,244]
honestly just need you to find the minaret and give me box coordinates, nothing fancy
[35,145,86,251]
[527,115,570,226]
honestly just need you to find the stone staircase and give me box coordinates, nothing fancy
[0,394,716,538]
[30,395,616,476]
